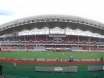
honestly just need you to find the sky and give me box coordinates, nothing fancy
[0,0,104,25]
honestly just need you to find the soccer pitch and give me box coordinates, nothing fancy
[0,51,104,60]
[0,52,104,78]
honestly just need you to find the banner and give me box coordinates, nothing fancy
[35,66,77,73]
[88,66,104,71]
[6,58,20,61]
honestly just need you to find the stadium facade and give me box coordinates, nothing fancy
[0,15,104,52]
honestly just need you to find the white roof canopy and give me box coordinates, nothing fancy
[18,27,104,38]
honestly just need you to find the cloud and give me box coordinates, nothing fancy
[0,9,14,16]
[0,0,104,25]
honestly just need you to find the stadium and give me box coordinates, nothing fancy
[0,15,104,78]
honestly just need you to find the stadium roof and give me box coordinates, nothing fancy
[0,15,104,37]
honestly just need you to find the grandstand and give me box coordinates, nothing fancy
[0,15,104,52]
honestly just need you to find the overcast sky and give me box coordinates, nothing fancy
[0,0,104,25]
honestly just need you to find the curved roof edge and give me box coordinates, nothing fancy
[0,15,104,31]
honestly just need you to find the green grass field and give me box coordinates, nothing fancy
[0,52,104,78]
[0,51,104,60]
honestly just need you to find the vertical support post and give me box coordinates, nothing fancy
[78,36,79,42]
[89,37,90,42]
[24,35,26,41]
